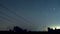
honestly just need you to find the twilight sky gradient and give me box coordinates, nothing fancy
[0,0,60,31]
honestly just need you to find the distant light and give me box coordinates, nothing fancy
[52,27,55,30]
[51,26,60,30]
[56,27,60,29]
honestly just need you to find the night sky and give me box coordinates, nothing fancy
[0,0,60,31]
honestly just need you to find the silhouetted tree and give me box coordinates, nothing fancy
[13,26,24,32]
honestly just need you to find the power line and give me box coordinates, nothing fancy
[0,11,22,23]
[0,4,30,23]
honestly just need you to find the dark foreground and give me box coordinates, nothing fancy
[0,26,60,33]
